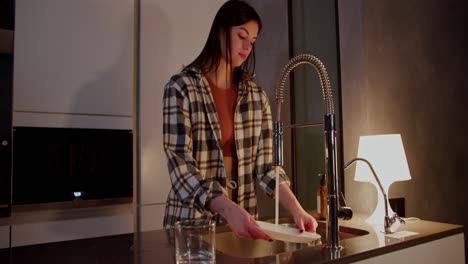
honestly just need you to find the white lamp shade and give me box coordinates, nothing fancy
[355,134,411,186]
[355,134,411,225]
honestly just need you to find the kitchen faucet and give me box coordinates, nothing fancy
[274,54,352,251]
[345,158,406,234]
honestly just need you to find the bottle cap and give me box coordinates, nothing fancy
[318,174,326,186]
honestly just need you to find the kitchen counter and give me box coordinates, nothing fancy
[0,213,464,263]
[137,213,465,264]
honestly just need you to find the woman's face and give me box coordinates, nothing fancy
[220,20,259,68]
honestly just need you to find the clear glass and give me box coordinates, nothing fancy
[174,219,216,264]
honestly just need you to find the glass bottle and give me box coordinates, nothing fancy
[316,174,327,220]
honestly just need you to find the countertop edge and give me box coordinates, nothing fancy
[334,225,464,264]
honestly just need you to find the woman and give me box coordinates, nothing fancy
[163,0,317,240]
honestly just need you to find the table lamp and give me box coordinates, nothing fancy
[354,134,411,225]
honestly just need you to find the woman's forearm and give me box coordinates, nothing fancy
[275,183,306,215]
[206,195,237,219]
[275,183,318,232]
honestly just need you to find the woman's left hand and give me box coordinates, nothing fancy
[276,183,318,232]
[291,207,318,233]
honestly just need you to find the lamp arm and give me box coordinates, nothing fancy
[344,158,389,217]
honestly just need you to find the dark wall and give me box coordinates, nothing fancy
[340,0,468,259]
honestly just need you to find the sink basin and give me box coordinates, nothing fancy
[215,221,368,258]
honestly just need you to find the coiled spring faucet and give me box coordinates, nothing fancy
[274,54,352,251]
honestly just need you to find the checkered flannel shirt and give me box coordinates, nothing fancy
[163,66,290,227]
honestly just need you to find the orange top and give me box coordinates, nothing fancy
[208,79,238,160]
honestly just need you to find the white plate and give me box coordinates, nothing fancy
[256,221,321,243]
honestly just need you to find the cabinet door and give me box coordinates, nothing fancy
[13,0,133,129]
[0,53,13,217]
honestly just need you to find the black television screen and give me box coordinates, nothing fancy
[12,127,133,205]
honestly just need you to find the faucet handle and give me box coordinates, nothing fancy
[390,213,406,225]
[337,206,353,220]
[336,191,353,220]
[385,213,406,233]
[339,191,348,207]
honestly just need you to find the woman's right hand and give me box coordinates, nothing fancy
[225,205,272,240]
[207,196,272,241]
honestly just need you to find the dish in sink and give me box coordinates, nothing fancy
[256,220,321,243]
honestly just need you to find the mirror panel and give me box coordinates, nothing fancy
[289,0,343,211]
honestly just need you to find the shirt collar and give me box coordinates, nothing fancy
[182,65,254,82]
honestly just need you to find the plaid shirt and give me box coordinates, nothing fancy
[163,66,290,227]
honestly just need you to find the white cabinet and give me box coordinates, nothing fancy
[0,204,132,248]
[11,206,133,247]
[356,233,465,264]
[14,0,133,129]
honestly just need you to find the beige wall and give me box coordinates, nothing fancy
[339,0,468,261]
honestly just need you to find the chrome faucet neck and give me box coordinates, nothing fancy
[274,54,351,251]
[275,54,334,121]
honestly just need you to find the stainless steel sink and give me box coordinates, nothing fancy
[215,221,368,258]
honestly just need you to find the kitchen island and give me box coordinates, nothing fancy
[0,213,464,263]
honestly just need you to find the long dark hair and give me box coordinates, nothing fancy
[188,0,262,85]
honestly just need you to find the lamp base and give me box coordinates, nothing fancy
[364,186,394,227]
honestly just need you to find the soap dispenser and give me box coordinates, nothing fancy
[316,173,327,220]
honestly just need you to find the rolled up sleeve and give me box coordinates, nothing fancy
[255,91,290,197]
